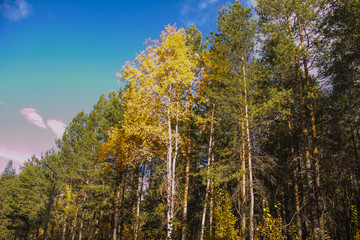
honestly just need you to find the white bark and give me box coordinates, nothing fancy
[62,215,67,240]
[171,113,178,231]
[182,107,192,240]
[200,108,215,240]
[241,121,246,235]
[167,103,173,239]
[78,189,87,240]
[70,209,78,240]
[242,61,254,240]
[134,164,144,240]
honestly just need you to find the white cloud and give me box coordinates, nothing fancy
[181,3,190,15]
[19,107,67,138]
[200,0,218,8]
[20,107,47,129]
[0,101,7,107]
[197,0,218,10]
[180,0,224,28]
[199,2,207,9]
[0,145,28,174]
[0,0,33,21]
[180,0,258,27]
[0,147,28,162]
[47,119,66,139]
[248,0,257,7]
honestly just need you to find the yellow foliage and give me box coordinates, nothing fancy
[121,224,134,240]
[57,184,77,218]
[351,205,360,240]
[97,127,131,171]
[115,24,201,162]
[213,189,240,240]
[256,202,286,240]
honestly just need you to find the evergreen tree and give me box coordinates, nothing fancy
[0,160,17,239]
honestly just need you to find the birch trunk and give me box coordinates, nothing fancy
[61,215,68,240]
[70,208,78,240]
[93,211,100,239]
[245,86,254,240]
[78,210,85,240]
[209,169,214,237]
[182,107,192,240]
[241,117,247,237]
[242,58,254,240]
[171,112,178,233]
[200,107,215,240]
[113,174,122,240]
[78,190,87,240]
[134,163,145,240]
[167,102,173,239]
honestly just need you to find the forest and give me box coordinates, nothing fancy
[1,0,359,239]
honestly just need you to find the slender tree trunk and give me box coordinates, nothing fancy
[182,107,192,240]
[209,168,214,237]
[181,156,190,240]
[167,102,173,239]
[297,15,324,240]
[89,212,95,239]
[351,126,360,174]
[113,185,120,240]
[93,211,100,240]
[70,207,78,240]
[286,15,317,238]
[78,190,87,240]
[209,150,215,237]
[200,182,210,240]
[200,107,215,240]
[241,120,247,237]
[242,57,254,240]
[245,83,254,240]
[289,118,303,239]
[118,171,127,237]
[113,171,123,240]
[294,170,303,238]
[297,48,315,240]
[78,210,86,240]
[134,163,145,240]
[62,215,68,240]
[171,112,179,234]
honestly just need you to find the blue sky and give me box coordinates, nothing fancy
[0,0,255,173]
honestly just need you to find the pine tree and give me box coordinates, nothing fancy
[0,160,17,239]
[209,2,257,238]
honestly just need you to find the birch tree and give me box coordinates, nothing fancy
[117,24,199,239]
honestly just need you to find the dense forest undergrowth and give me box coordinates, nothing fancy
[1,0,360,239]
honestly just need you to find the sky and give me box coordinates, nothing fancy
[0,0,255,173]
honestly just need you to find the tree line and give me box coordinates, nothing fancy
[1,0,359,239]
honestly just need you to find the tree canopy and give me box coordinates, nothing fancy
[1,1,359,239]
